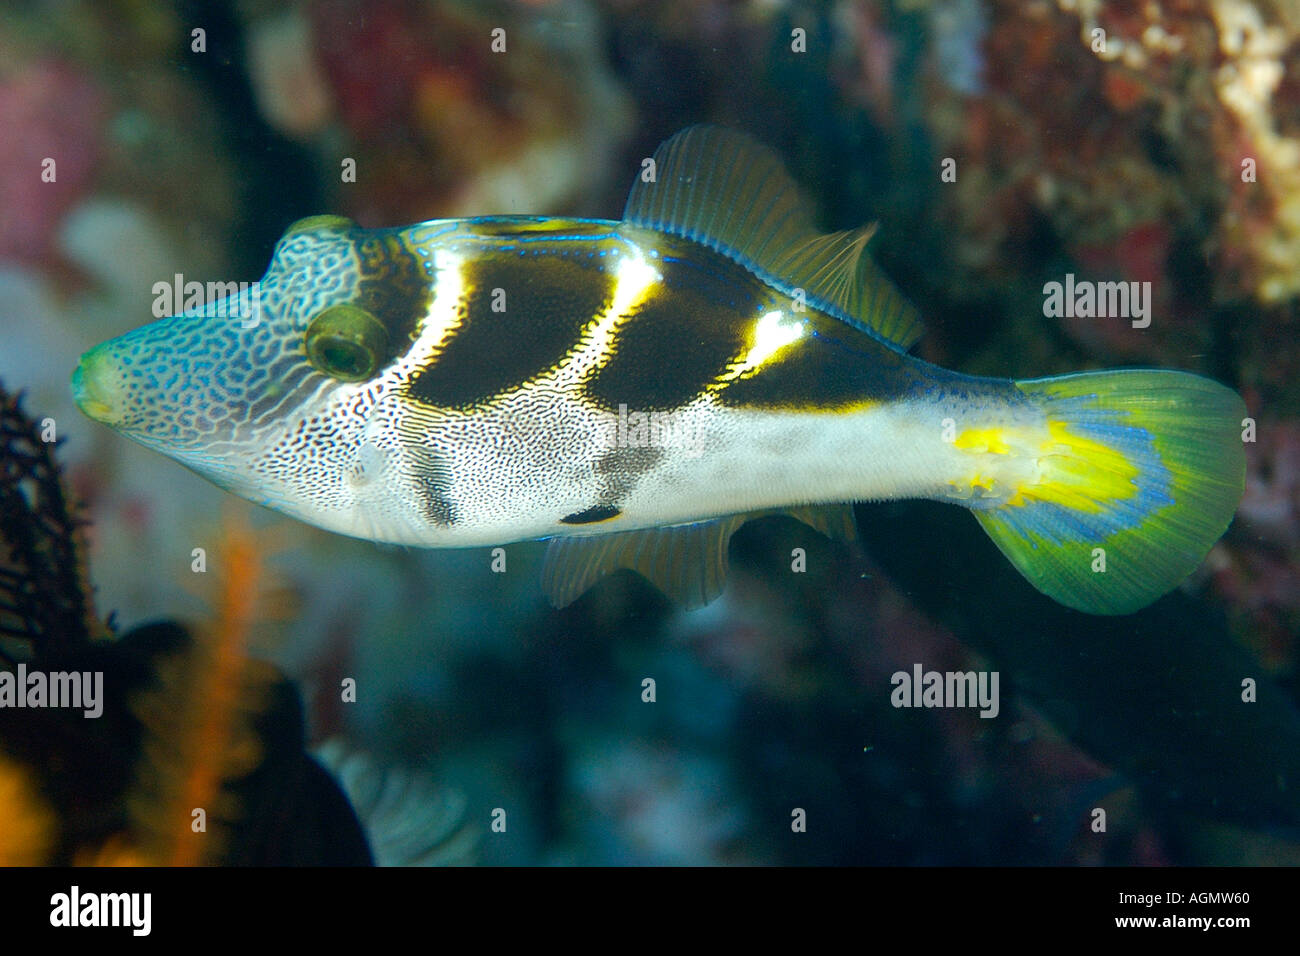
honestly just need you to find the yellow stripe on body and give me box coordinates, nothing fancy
[699,304,889,415]
[708,309,807,389]
[397,244,661,415]
[376,248,475,437]
[564,253,662,379]
[406,248,469,367]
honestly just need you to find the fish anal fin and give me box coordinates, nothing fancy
[541,505,858,609]
[782,503,859,543]
[541,516,747,609]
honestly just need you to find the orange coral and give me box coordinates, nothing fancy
[0,752,55,865]
[125,509,281,866]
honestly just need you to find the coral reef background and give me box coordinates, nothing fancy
[1,0,1297,864]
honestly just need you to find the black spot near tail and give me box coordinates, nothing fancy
[560,504,622,525]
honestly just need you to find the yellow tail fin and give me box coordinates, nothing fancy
[974,370,1245,614]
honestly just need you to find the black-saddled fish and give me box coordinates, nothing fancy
[72,126,1246,613]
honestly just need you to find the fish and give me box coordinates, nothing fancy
[71,125,1247,614]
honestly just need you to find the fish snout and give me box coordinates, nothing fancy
[71,344,126,425]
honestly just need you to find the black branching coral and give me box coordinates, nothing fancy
[0,380,371,865]
[0,386,98,663]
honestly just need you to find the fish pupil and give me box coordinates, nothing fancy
[315,338,372,380]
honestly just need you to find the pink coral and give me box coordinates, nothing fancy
[0,62,105,262]
[1239,419,1300,549]
[1215,417,1300,666]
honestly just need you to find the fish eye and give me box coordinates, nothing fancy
[305,304,388,382]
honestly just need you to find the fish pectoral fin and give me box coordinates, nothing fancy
[541,516,748,609]
[782,504,859,543]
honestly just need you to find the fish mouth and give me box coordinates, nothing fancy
[71,345,125,426]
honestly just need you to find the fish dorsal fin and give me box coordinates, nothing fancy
[624,125,925,350]
[540,504,858,609]
[624,125,819,278]
[770,229,925,350]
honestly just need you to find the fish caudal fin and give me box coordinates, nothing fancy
[972,370,1246,615]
